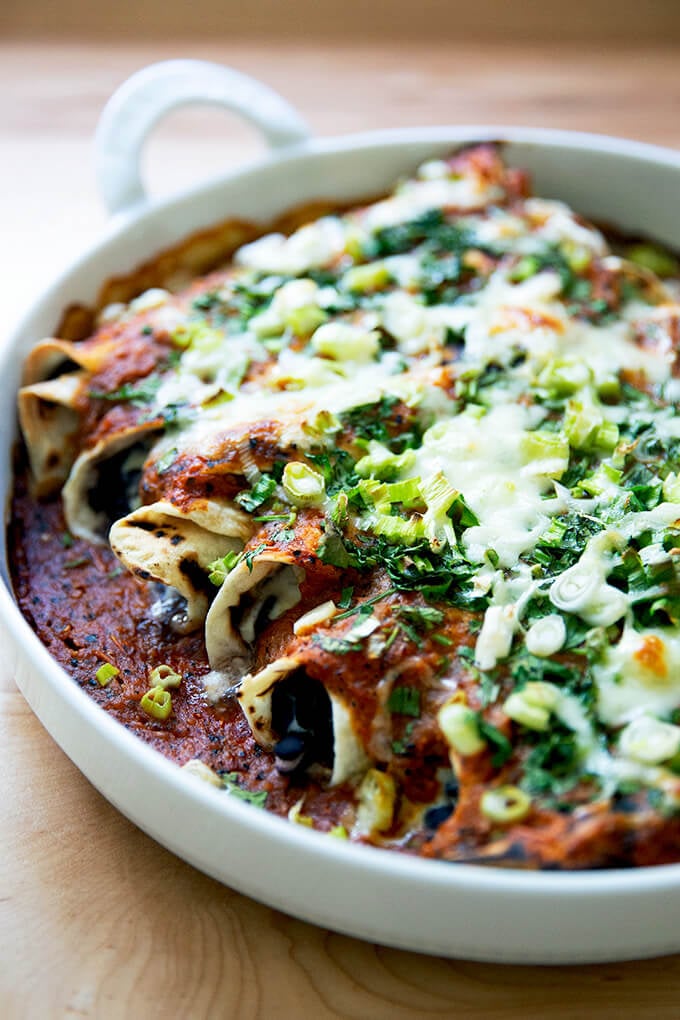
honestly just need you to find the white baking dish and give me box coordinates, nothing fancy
[4,59,680,965]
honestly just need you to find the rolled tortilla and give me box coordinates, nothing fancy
[205,548,305,681]
[21,337,94,386]
[109,498,254,632]
[18,371,86,496]
[62,421,161,543]
[18,337,154,496]
[237,652,370,787]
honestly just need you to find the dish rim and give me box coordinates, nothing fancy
[6,97,680,960]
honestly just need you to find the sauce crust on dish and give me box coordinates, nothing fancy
[11,144,680,868]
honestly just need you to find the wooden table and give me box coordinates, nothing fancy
[4,38,680,1018]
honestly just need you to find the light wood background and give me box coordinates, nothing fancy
[3,0,680,42]
[4,34,680,1020]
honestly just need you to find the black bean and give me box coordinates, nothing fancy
[423,803,454,830]
[274,733,307,761]
[444,777,460,802]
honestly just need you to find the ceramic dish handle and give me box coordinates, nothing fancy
[95,59,311,216]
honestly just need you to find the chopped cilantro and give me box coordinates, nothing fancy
[243,543,267,572]
[477,718,513,767]
[318,532,351,568]
[235,475,277,512]
[388,686,421,718]
[307,449,359,497]
[155,447,177,475]
[341,396,400,443]
[313,634,358,655]
[519,723,582,799]
[221,772,268,807]
[63,556,91,569]
[391,720,417,755]
[395,605,444,628]
[89,376,161,405]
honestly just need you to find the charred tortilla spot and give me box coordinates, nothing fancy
[178,556,214,598]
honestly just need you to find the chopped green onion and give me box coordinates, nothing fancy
[594,419,619,452]
[503,682,560,731]
[355,442,416,481]
[563,399,602,448]
[382,478,423,506]
[171,321,224,350]
[355,769,397,834]
[520,430,569,479]
[140,685,172,721]
[524,615,567,658]
[342,262,390,292]
[372,514,424,544]
[288,798,314,827]
[438,701,486,756]
[149,664,182,689]
[420,472,458,547]
[563,241,593,273]
[95,662,119,687]
[282,461,326,506]
[310,322,380,362]
[207,550,242,586]
[301,409,341,439]
[626,243,680,278]
[509,255,541,282]
[564,400,618,452]
[537,358,592,397]
[286,305,328,337]
[578,462,623,497]
[663,473,680,503]
[480,785,531,824]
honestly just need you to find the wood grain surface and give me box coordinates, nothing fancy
[4,38,680,1019]
[4,0,680,43]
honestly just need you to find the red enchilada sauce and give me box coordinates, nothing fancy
[9,471,352,832]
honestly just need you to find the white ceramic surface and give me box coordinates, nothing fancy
[4,60,680,965]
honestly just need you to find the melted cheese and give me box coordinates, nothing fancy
[236,218,347,275]
[359,176,505,232]
[413,404,555,568]
[594,628,680,727]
